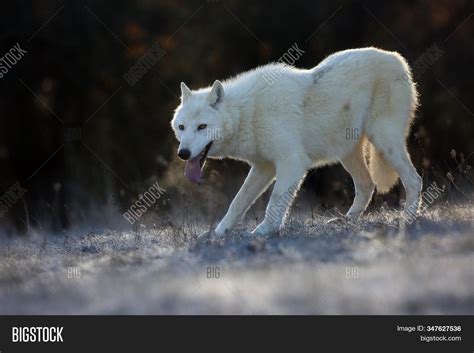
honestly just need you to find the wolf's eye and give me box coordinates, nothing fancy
[178,124,184,131]
[197,124,207,131]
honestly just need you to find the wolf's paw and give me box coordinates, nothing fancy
[196,229,225,244]
[251,222,278,237]
[197,229,211,238]
[214,222,231,237]
[326,216,345,225]
[240,230,253,239]
[345,211,363,221]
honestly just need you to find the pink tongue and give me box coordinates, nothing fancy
[185,158,203,183]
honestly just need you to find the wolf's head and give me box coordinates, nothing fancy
[171,80,230,183]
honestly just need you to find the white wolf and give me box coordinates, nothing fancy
[171,47,422,236]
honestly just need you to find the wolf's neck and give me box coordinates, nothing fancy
[215,91,257,161]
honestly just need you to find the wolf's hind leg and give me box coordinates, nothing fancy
[215,163,275,236]
[252,156,310,235]
[340,140,375,219]
[370,133,422,215]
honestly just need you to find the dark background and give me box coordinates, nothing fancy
[0,0,473,234]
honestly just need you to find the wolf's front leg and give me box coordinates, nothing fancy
[214,164,275,236]
[252,159,309,235]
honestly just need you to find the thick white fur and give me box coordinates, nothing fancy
[171,47,422,236]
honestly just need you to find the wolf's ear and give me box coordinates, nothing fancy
[207,80,225,108]
[180,82,192,103]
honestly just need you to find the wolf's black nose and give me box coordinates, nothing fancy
[178,149,191,160]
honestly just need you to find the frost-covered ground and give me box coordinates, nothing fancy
[0,203,473,314]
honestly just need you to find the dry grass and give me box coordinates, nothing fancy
[0,202,472,314]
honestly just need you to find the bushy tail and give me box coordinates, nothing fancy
[366,143,399,194]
